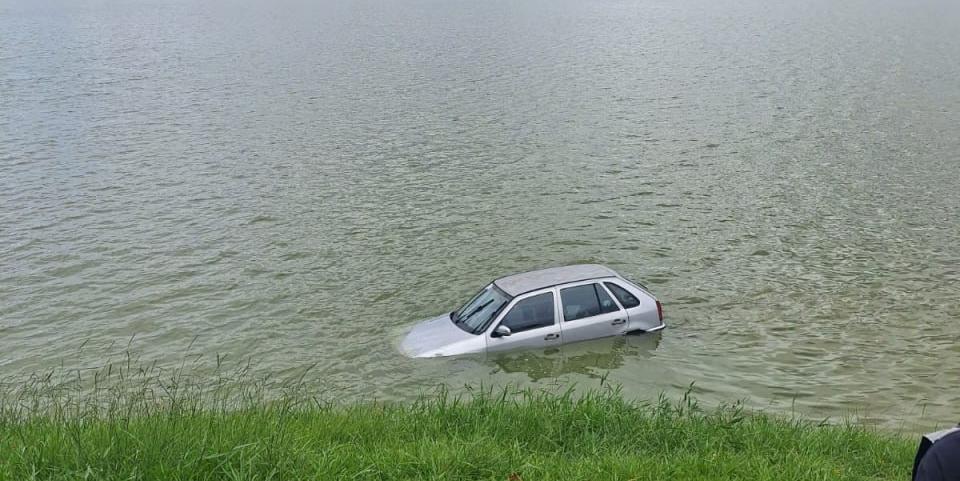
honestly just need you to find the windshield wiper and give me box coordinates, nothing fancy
[456,299,493,326]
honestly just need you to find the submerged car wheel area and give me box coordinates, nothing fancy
[401,264,664,358]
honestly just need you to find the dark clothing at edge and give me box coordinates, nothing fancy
[915,429,960,481]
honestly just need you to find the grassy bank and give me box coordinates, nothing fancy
[0,373,915,481]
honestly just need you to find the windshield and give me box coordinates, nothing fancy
[451,284,512,334]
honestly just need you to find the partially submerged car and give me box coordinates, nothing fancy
[401,264,664,358]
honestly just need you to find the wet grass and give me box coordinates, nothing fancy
[0,359,915,481]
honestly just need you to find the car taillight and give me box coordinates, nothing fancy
[656,300,663,322]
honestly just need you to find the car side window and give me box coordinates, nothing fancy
[561,284,619,321]
[604,282,641,309]
[499,292,555,334]
[596,284,620,314]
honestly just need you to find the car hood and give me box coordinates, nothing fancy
[400,313,479,358]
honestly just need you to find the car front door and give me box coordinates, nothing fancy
[486,290,561,353]
[558,282,627,344]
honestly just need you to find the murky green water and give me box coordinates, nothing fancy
[2,0,958,429]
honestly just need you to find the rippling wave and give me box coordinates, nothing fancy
[1,0,959,430]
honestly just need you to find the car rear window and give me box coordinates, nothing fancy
[604,282,641,309]
[561,284,619,321]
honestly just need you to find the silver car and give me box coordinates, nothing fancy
[401,264,664,358]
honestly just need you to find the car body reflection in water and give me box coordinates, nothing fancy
[487,331,663,382]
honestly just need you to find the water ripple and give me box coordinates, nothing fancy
[2,0,959,431]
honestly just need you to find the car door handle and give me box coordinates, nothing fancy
[544,333,560,341]
[611,319,626,326]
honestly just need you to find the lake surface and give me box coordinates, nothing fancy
[2,0,958,430]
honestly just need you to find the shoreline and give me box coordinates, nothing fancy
[1,381,915,480]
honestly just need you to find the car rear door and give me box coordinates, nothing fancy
[558,282,627,344]
[486,290,561,353]
[603,280,659,331]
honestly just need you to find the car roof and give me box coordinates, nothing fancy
[493,264,620,297]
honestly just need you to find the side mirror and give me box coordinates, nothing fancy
[493,325,512,337]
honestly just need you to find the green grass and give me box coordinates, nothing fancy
[0,362,915,481]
